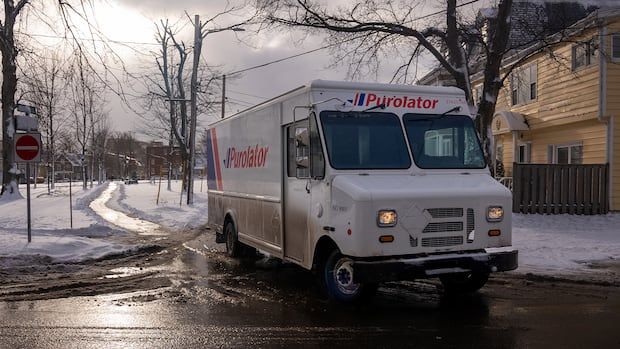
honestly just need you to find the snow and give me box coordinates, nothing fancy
[2,176,619,282]
[484,91,497,104]
[513,213,620,276]
[89,182,162,235]
[112,179,209,230]
[0,182,131,263]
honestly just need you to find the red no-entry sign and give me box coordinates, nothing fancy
[15,133,42,162]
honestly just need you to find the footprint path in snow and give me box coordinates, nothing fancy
[90,182,163,235]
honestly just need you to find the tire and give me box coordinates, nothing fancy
[322,250,377,303]
[440,272,489,295]
[225,221,242,258]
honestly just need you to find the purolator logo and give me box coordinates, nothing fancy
[224,144,269,169]
[351,92,439,109]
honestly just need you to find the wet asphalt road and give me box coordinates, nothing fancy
[1,233,620,349]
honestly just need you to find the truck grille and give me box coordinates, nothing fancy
[423,222,463,233]
[421,236,463,247]
[467,208,475,243]
[426,208,463,218]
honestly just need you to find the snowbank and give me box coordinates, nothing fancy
[513,213,620,276]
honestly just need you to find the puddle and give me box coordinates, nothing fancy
[90,182,162,235]
[104,267,146,279]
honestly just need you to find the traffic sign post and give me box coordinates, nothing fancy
[14,132,42,243]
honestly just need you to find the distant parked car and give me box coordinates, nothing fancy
[124,176,138,185]
[36,177,45,184]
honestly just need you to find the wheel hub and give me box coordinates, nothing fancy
[333,258,360,295]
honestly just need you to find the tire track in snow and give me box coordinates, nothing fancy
[90,182,163,235]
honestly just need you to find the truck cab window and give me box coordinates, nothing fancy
[404,114,486,169]
[319,111,411,170]
[287,121,313,178]
[309,113,325,179]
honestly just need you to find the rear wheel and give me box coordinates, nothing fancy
[322,250,377,303]
[440,272,489,295]
[225,221,257,258]
[225,221,242,258]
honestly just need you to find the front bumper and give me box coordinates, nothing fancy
[352,247,518,283]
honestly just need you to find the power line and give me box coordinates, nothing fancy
[23,32,160,46]
[227,89,269,100]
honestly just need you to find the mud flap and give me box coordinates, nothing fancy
[215,229,226,243]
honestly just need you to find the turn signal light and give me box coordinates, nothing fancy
[379,235,394,243]
[488,229,501,237]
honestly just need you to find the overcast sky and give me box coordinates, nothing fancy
[74,0,443,138]
[79,0,615,139]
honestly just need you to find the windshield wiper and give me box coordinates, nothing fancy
[363,103,386,112]
[437,106,461,117]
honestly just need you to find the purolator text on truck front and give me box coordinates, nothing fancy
[205,80,518,302]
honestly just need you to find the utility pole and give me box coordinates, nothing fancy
[221,74,226,119]
[187,14,202,205]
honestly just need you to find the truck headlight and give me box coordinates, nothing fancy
[377,210,397,227]
[487,206,504,222]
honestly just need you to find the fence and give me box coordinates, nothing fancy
[512,163,609,215]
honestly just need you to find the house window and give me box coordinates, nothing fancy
[517,143,531,163]
[511,64,537,106]
[551,143,583,164]
[571,39,596,70]
[613,34,620,61]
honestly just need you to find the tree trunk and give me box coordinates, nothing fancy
[476,0,513,164]
[0,1,20,196]
[187,14,202,205]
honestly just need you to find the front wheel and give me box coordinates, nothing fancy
[322,250,377,303]
[440,272,489,295]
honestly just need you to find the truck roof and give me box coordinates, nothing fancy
[211,80,466,127]
[308,79,465,96]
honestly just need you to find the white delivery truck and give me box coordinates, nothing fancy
[205,80,517,302]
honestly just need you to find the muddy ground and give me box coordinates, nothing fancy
[1,228,619,348]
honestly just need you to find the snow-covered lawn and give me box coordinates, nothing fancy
[0,182,130,263]
[513,213,620,276]
[113,179,208,230]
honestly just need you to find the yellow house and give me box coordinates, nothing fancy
[474,9,620,211]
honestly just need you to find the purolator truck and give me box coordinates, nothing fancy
[205,80,517,302]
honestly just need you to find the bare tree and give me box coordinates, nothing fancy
[67,50,106,189]
[20,49,70,193]
[257,0,597,161]
[1,0,142,197]
[143,10,248,201]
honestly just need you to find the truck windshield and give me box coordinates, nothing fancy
[320,111,411,169]
[403,114,486,169]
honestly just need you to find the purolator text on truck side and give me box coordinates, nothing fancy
[206,80,517,302]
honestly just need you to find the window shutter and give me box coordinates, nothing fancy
[571,46,577,69]
[525,143,532,163]
[519,68,529,105]
[529,64,537,100]
[547,145,554,164]
[613,34,620,59]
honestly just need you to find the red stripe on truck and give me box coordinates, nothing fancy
[211,129,223,190]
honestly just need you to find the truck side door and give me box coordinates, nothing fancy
[284,120,311,263]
